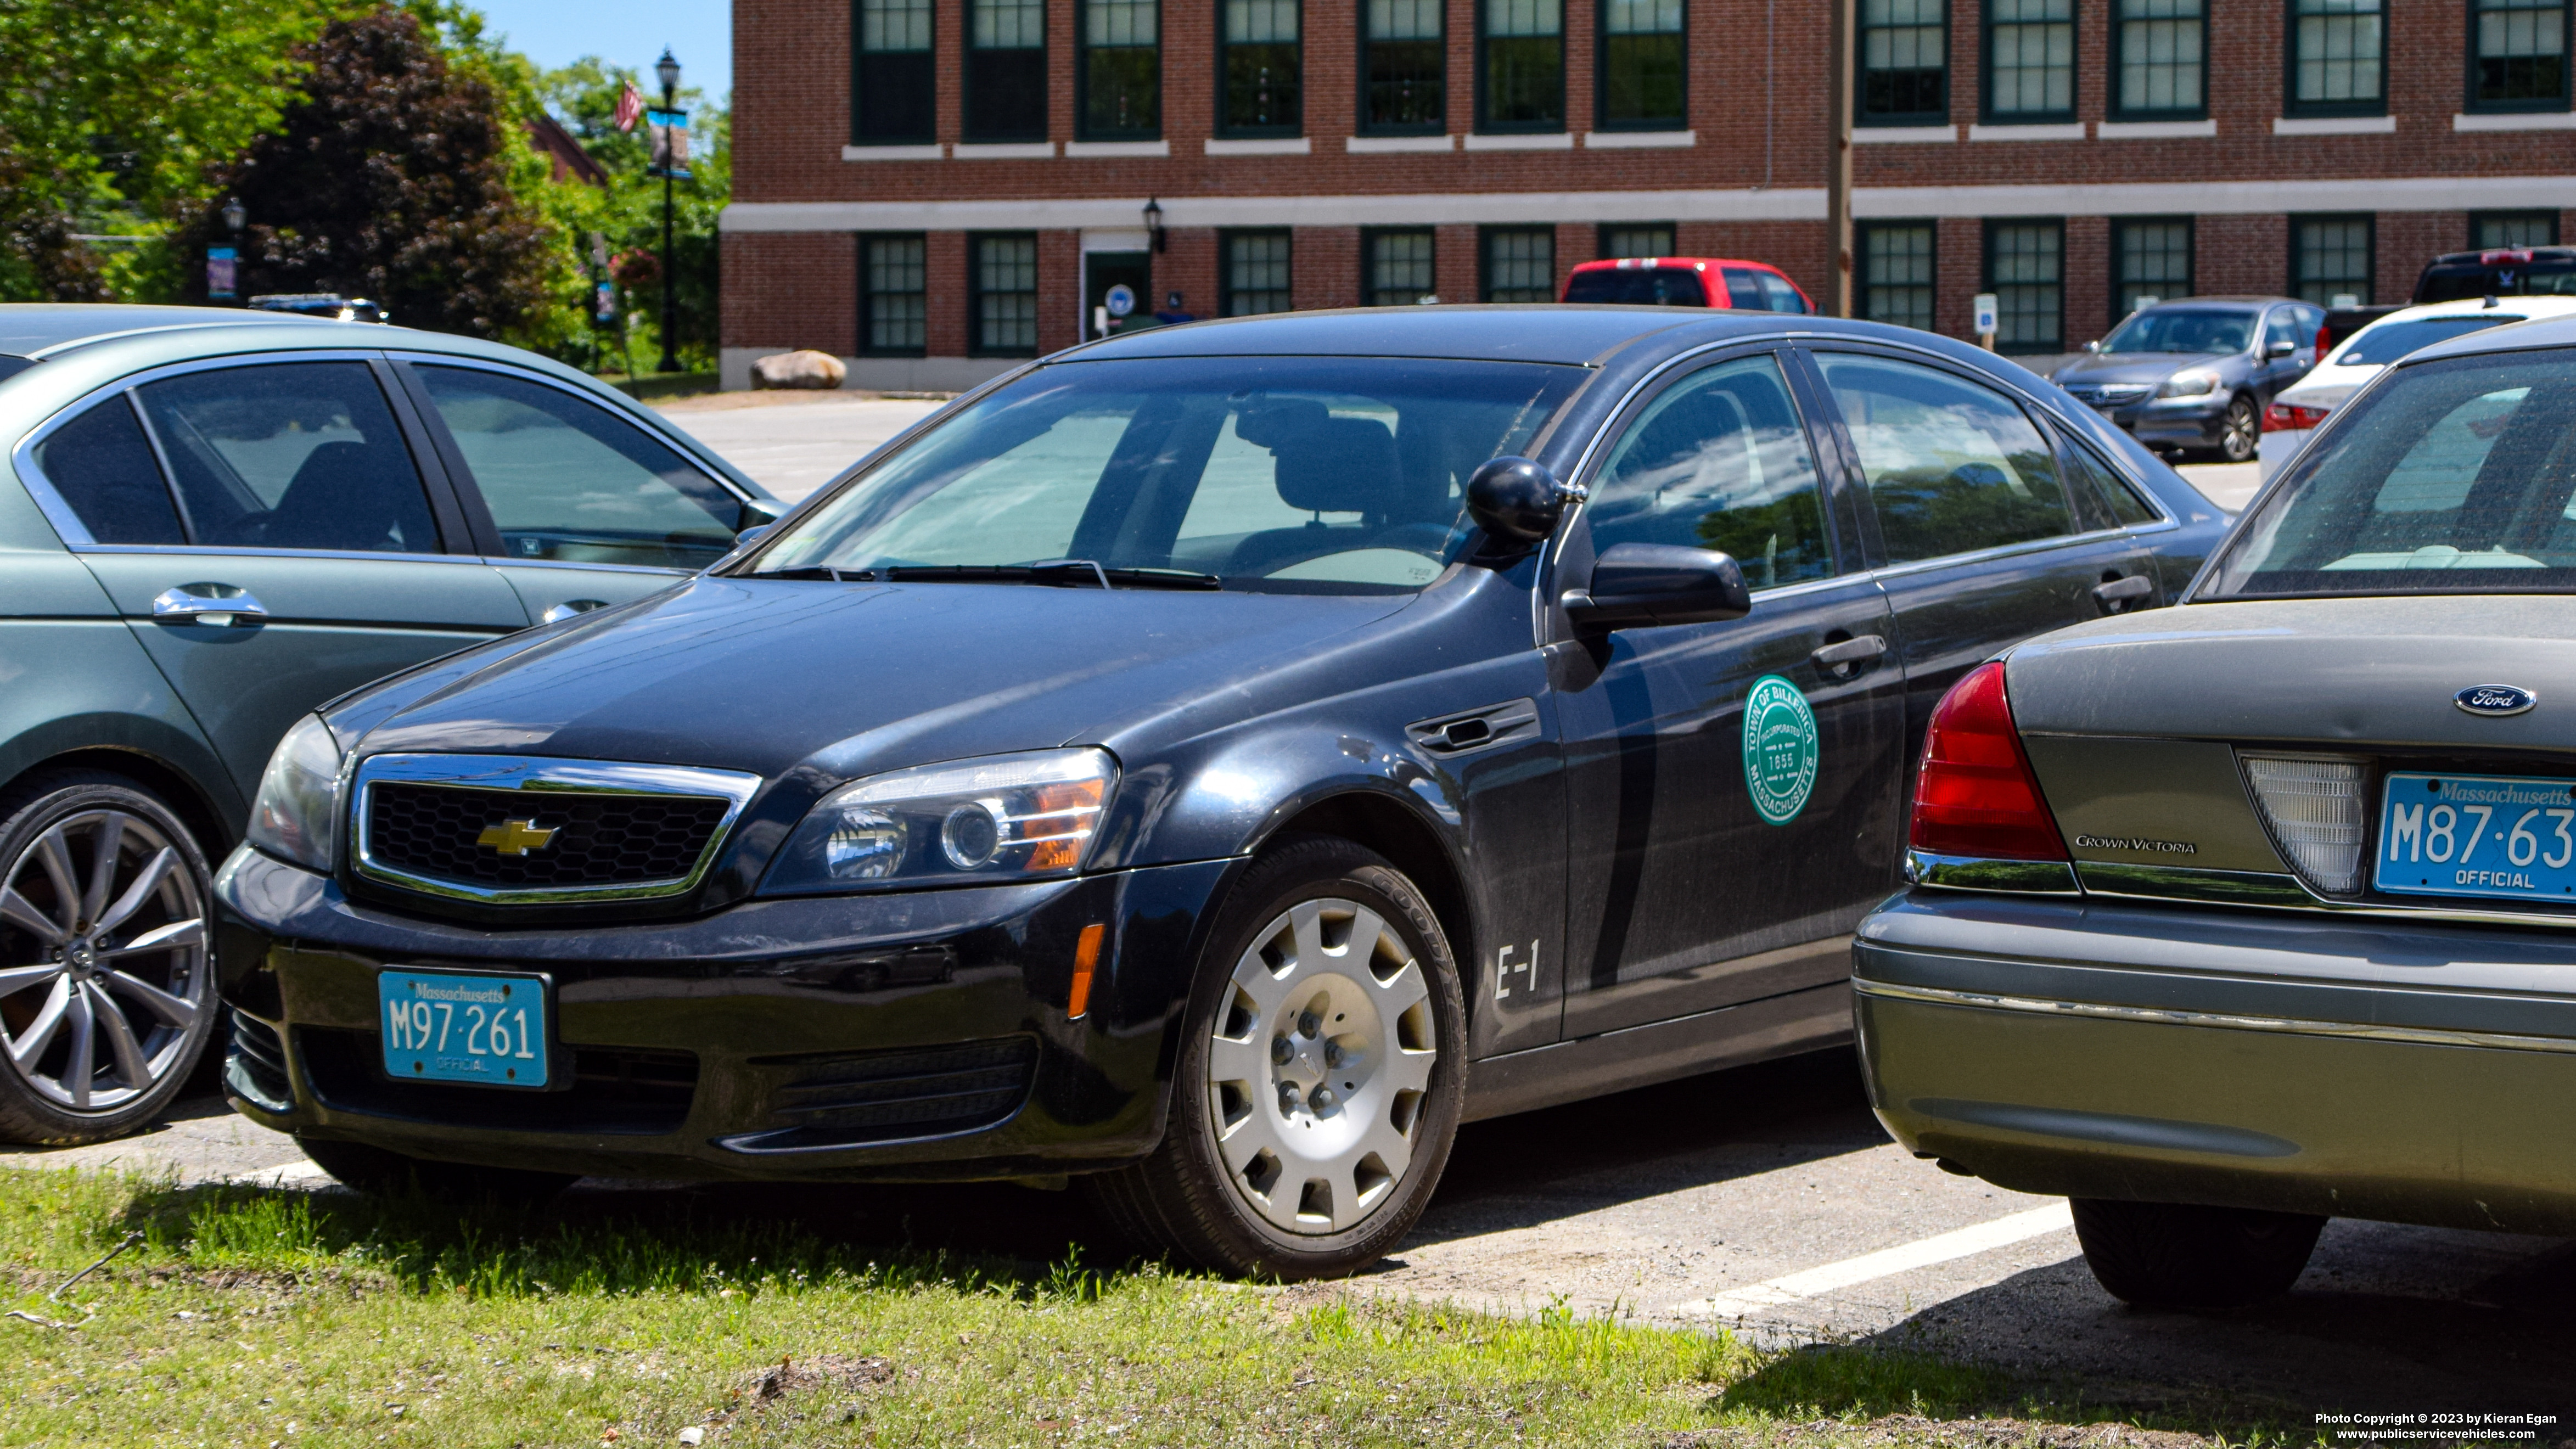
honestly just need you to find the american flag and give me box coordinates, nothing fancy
[613,82,645,132]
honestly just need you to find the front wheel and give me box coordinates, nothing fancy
[1084,836,1467,1279]
[2218,394,2260,463]
[2070,1197,2325,1308]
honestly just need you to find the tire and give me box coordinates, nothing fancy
[2070,1197,2325,1309]
[296,1133,578,1205]
[1083,835,1468,1279]
[2218,394,2260,463]
[0,770,218,1145]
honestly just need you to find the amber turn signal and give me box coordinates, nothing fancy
[1068,923,1105,1020]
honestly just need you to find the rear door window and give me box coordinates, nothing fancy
[1815,354,2076,563]
[2057,433,2162,528]
[1754,271,1809,313]
[1586,353,1838,589]
[1722,269,1764,309]
[133,363,441,553]
[30,397,186,544]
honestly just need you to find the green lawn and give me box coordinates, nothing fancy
[0,1167,2233,1447]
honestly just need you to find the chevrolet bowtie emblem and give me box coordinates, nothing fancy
[476,818,559,856]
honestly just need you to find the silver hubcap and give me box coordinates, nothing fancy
[1204,897,1436,1235]
[0,808,207,1113]
[2226,400,2257,456]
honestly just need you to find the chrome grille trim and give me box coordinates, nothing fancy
[351,754,762,903]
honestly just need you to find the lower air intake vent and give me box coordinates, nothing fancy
[2241,753,2368,894]
[227,1009,291,1110]
[725,1037,1039,1152]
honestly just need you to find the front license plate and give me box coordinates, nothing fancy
[2373,771,2576,902]
[377,968,551,1088]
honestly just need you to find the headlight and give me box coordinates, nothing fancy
[762,748,1117,895]
[2157,368,2222,398]
[245,714,344,871]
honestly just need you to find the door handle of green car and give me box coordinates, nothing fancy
[2092,574,2155,606]
[150,583,268,628]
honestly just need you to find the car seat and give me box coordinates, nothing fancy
[1223,400,1432,576]
[259,440,435,552]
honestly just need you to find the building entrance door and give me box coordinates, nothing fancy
[1082,251,1153,340]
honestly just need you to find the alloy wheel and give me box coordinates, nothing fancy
[0,807,209,1113]
[1203,896,1437,1233]
[2221,396,2259,462]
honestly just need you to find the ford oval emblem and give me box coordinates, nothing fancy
[2456,684,2538,717]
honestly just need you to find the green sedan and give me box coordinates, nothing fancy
[0,305,778,1144]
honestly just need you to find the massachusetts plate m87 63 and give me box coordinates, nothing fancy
[2374,771,2576,903]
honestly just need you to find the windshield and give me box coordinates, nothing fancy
[2101,308,2258,356]
[1564,268,1709,307]
[2417,260,2576,303]
[2334,316,2522,366]
[748,356,1589,593]
[2205,347,2576,597]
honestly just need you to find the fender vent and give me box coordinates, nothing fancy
[2241,752,2369,894]
[1408,699,1540,757]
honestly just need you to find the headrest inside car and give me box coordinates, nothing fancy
[1236,399,1399,515]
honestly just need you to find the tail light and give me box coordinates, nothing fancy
[2314,322,2331,354]
[2263,403,2331,433]
[1910,662,2067,861]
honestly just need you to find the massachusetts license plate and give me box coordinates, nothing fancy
[377,968,550,1088]
[2373,771,2576,902]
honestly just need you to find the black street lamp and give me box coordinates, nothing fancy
[655,48,682,375]
[1143,196,1165,254]
[221,196,246,236]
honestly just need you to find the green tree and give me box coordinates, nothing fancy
[535,59,729,373]
[171,5,576,345]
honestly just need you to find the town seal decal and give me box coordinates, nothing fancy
[1742,674,1820,826]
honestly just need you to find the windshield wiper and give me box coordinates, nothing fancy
[747,565,852,581]
[879,561,1224,591]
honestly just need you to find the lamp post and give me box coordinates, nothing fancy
[1142,196,1165,254]
[655,48,682,374]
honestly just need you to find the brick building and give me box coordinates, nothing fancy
[723,0,2576,389]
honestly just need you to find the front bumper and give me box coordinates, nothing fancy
[2125,396,2229,447]
[1854,889,2576,1235]
[215,847,1236,1182]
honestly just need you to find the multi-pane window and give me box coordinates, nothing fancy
[1366,229,1437,306]
[2292,216,2374,307]
[1861,0,1949,123]
[1223,231,1293,315]
[1224,0,1301,134]
[1481,0,1565,128]
[2472,0,2571,109]
[2113,218,2193,319]
[1985,221,2063,352]
[2474,210,2561,247]
[2288,0,2383,113]
[1601,0,1685,128]
[971,234,1039,355]
[1601,223,1676,257]
[1482,227,1556,301]
[2113,0,2202,116]
[1082,0,1160,137]
[1985,0,2076,120]
[854,0,935,143]
[967,0,1047,141]
[1859,223,1936,331]
[1363,0,1445,131]
[861,235,927,355]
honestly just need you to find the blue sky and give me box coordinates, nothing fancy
[468,1,733,103]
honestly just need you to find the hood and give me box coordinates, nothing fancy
[2275,363,2378,412]
[2002,596,2576,750]
[2051,351,2232,386]
[338,575,1417,781]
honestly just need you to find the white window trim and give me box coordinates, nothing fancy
[2273,115,2395,134]
[1852,125,1960,143]
[2095,118,2216,138]
[1345,133,1458,151]
[953,141,1060,159]
[1065,139,1174,156]
[842,143,947,161]
[1584,129,1696,148]
[1464,131,1574,150]
[1205,137,1313,155]
[1967,122,2088,141]
[2456,111,2576,131]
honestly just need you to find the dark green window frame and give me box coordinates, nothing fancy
[1221,0,1303,136]
[1221,229,1294,315]
[1983,217,2064,354]
[2109,0,2204,119]
[965,0,1048,142]
[2471,209,2562,247]
[1361,0,1446,133]
[1480,225,1557,301]
[1365,227,1438,306]
[860,233,929,357]
[854,0,936,144]
[1080,0,1162,139]
[2283,0,2385,117]
[1859,0,1950,125]
[1981,0,2076,123]
[1598,223,1676,258]
[968,232,1041,357]
[2289,213,2375,307]
[1857,221,1938,331]
[2467,0,2573,112]
[1598,0,1685,131]
[2111,216,2194,324]
[1477,0,1566,132]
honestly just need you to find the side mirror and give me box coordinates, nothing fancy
[1467,456,1584,545]
[739,496,784,531]
[1561,542,1751,631]
[2083,340,2101,353]
[2265,339,2298,358]
[736,524,775,547]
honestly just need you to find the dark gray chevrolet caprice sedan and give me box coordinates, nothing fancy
[1859,312,2576,1308]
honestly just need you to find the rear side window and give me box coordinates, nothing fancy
[1587,353,1838,589]
[2058,435,2160,527]
[136,363,439,553]
[1723,269,1763,308]
[1563,267,1709,306]
[1754,271,1809,313]
[30,398,185,545]
[1816,354,2075,563]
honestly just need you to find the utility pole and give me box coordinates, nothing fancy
[1825,0,1855,318]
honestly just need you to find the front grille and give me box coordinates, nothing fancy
[365,782,730,890]
[226,1009,291,1109]
[299,1028,699,1135]
[726,1037,1039,1152]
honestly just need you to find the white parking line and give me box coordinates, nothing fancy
[1670,1201,2075,1319]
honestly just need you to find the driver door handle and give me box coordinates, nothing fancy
[1810,634,1888,669]
[2092,574,2154,605]
[150,583,268,628]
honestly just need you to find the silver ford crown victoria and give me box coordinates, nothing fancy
[1856,312,2576,1308]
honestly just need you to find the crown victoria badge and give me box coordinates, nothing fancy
[476,818,560,856]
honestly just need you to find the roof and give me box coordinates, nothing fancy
[2135,295,2303,309]
[526,114,610,188]
[2402,309,2576,364]
[1071,305,1722,365]
[1565,257,1793,271]
[0,304,339,359]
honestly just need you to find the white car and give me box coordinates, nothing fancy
[2257,295,2576,480]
